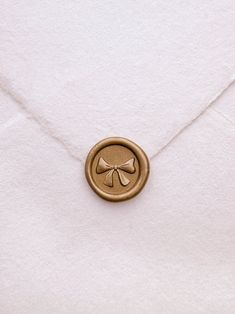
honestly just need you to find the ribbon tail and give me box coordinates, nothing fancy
[104,169,114,187]
[117,169,130,186]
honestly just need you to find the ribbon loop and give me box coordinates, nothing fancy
[96,157,113,173]
[96,157,136,187]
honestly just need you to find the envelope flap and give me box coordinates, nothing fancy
[1,0,235,160]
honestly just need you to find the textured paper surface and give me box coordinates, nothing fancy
[0,1,235,313]
[0,0,235,159]
[0,90,235,314]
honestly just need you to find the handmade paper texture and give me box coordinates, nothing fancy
[0,1,235,313]
[0,0,235,159]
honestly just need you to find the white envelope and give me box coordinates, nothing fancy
[0,1,235,313]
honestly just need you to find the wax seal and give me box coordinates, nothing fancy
[85,137,150,202]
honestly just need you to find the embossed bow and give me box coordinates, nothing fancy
[96,157,136,187]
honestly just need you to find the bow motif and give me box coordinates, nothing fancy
[96,157,136,187]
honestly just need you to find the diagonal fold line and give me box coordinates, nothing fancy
[0,75,234,164]
[150,77,235,160]
[0,77,84,164]
[211,108,235,126]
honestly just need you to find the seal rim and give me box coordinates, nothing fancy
[85,137,150,202]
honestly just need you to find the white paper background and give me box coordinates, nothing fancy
[1,0,235,158]
[0,1,235,313]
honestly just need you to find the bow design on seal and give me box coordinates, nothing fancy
[96,157,136,187]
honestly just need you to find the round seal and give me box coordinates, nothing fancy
[85,137,150,202]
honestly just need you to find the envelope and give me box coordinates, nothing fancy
[0,1,235,313]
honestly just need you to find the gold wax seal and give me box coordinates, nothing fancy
[85,137,150,202]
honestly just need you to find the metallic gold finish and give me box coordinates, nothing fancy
[85,137,150,202]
